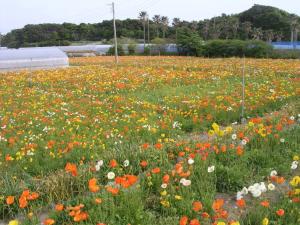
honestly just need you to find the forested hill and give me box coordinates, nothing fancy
[1,4,299,48]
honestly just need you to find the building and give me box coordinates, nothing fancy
[0,47,69,72]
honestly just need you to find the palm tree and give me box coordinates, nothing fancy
[139,11,148,49]
[161,16,169,38]
[264,29,274,42]
[252,27,263,40]
[172,18,181,42]
[241,22,252,40]
[152,15,161,37]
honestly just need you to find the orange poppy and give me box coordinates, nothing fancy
[89,178,100,193]
[162,174,170,184]
[140,160,148,168]
[151,167,161,174]
[212,199,224,211]
[189,219,200,225]
[260,200,270,208]
[179,216,189,225]
[55,204,64,211]
[109,159,118,168]
[106,186,119,195]
[276,209,285,216]
[192,201,203,212]
[236,199,246,208]
[6,196,15,205]
[95,198,102,204]
[65,163,78,177]
[43,218,55,225]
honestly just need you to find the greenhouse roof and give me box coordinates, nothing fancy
[0,47,67,60]
[0,47,69,71]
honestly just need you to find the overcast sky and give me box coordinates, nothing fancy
[1,0,299,34]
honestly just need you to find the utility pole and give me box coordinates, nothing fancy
[110,2,119,63]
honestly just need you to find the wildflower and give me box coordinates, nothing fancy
[262,218,269,225]
[175,195,182,200]
[192,201,203,212]
[55,204,64,211]
[6,196,15,205]
[95,198,102,204]
[115,175,138,188]
[189,219,200,225]
[276,209,285,216]
[216,222,226,225]
[270,170,277,177]
[106,186,119,195]
[208,165,215,173]
[8,220,19,225]
[89,178,100,193]
[162,174,170,184]
[179,216,189,225]
[140,160,148,168]
[236,199,246,208]
[188,158,194,165]
[123,160,130,167]
[291,161,298,170]
[293,155,299,161]
[260,200,269,208]
[280,138,285,143]
[161,183,167,189]
[107,172,116,180]
[151,167,161,174]
[232,134,237,140]
[43,219,55,225]
[267,183,275,191]
[109,159,118,168]
[290,176,300,187]
[212,199,224,211]
[65,163,77,177]
[180,178,191,186]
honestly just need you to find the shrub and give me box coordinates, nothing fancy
[107,45,125,56]
[203,39,273,58]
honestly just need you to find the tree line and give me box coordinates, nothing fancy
[1,4,299,48]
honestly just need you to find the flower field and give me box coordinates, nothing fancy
[0,56,299,225]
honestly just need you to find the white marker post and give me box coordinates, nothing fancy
[241,56,246,123]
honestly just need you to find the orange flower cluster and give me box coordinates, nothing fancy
[67,204,89,222]
[7,190,39,209]
[115,175,138,188]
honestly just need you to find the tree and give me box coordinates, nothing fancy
[161,16,169,38]
[240,22,252,40]
[252,27,263,40]
[139,11,148,48]
[172,18,181,42]
[152,15,161,37]
[176,28,204,56]
[264,29,274,42]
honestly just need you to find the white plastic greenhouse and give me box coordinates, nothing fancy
[0,47,69,71]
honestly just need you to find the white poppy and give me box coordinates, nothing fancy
[161,183,168,189]
[241,187,248,195]
[268,183,275,191]
[123,160,130,167]
[188,158,194,165]
[107,171,115,180]
[291,161,298,170]
[207,165,215,173]
[232,134,237,140]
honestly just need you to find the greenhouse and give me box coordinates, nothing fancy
[0,47,69,71]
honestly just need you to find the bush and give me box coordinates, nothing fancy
[203,40,273,58]
[107,45,125,56]
[127,43,137,55]
[270,49,300,59]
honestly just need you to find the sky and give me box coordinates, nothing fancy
[1,0,300,34]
